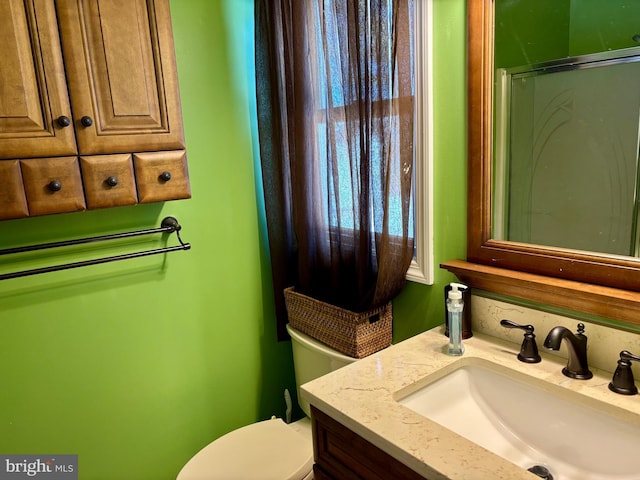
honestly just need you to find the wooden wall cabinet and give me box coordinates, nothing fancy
[0,0,190,220]
[311,406,426,480]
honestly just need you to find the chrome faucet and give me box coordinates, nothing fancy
[543,323,593,379]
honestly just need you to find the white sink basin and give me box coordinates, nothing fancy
[397,358,640,480]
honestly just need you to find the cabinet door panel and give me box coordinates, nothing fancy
[80,155,138,209]
[56,0,185,155]
[311,407,425,480]
[133,150,191,203]
[21,157,86,216]
[0,0,77,158]
[0,161,29,220]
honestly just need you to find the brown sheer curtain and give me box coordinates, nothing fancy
[255,0,415,339]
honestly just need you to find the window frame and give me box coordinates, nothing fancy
[405,0,434,285]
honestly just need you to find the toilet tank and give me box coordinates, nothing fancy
[286,324,356,417]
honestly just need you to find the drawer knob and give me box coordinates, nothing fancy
[80,116,94,127]
[159,171,172,182]
[57,115,71,128]
[105,176,119,187]
[48,180,62,192]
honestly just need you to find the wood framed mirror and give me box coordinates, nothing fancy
[442,0,640,328]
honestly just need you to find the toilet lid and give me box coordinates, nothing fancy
[176,418,313,480]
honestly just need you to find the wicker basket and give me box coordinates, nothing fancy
[284,286,392,358]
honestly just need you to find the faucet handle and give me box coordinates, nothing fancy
[577,323,586,335]
[500,319,542,363]
[609,350,640,395]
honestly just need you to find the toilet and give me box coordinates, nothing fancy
[176,324,357,480]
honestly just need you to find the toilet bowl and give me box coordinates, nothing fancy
[176,324,356,480]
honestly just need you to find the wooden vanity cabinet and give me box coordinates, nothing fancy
[0,0,190,219]
[311,406,426,480]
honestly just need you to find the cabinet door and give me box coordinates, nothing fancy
[56,0,185,155]
[0,0,77,159]
[311,407,426,480]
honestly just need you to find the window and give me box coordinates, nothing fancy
[309,0,433,284]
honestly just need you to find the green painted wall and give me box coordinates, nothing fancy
[0,1,295,479]
[495,0,640,69]
[569,0,640,55]
[495,0,570,68]
[0,0,467,478]
[393,0,468,341]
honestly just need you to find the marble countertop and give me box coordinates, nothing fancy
[300,327,640,480]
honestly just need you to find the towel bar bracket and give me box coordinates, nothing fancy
[161,216,180,231]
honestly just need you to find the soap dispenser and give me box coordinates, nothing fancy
[446,283,464,356]
[444,282,472,339]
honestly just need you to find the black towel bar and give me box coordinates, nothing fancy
[0,216,191,281]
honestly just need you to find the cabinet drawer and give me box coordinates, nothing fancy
[0,161,29,220]
[20,157,86,216]
[133,150,191,203]
[80,154,138,209]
